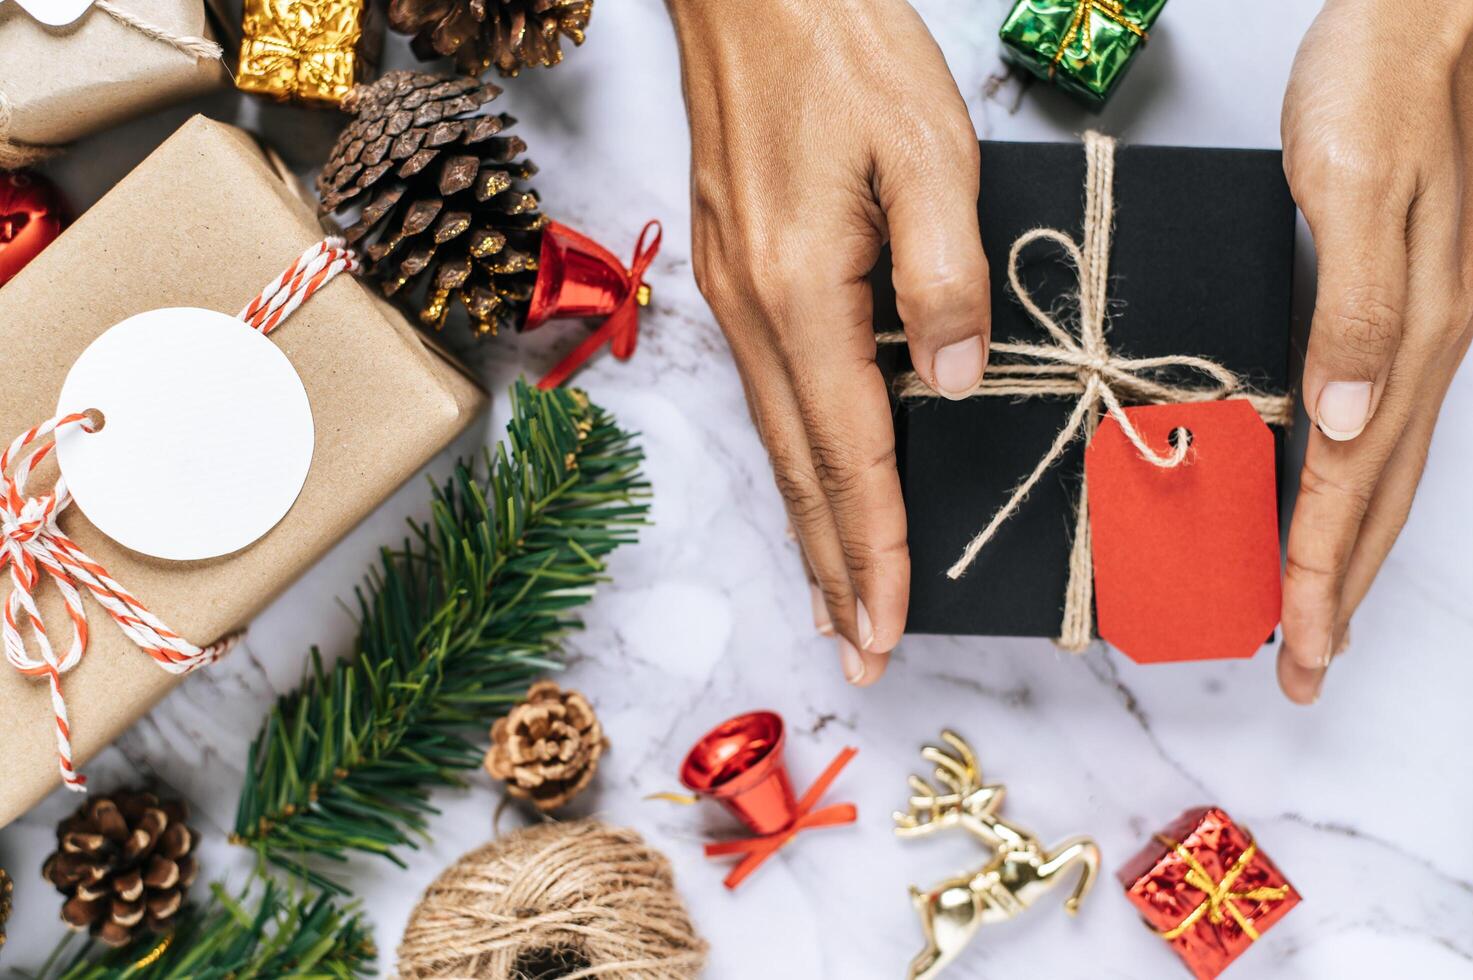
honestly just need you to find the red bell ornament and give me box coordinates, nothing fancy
[0,171,67,288]
[678,710,858,889]
[680,710,797,836]
[533,219,661,390]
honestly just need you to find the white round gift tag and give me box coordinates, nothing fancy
[55,307,314,561]
[2,0,96,27]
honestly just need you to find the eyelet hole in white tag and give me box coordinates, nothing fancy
[55,307,315,562]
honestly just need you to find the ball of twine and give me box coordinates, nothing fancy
[398,820,708,979]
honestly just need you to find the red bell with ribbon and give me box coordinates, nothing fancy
[0,171,67,288]
[532,219,661,390]
[679,710,858,889]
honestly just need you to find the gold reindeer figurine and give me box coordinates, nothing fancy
[892,731,1100,980]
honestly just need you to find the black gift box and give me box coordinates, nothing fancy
[872,140,1295,638]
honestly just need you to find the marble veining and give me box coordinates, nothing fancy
[2,0,1471,977]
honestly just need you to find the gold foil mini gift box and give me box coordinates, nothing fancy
[237,0,383,106]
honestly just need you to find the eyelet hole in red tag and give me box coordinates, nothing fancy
[1085,400,1281,664]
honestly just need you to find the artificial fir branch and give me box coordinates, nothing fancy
[231,382,648,891]
[38,876,374,979]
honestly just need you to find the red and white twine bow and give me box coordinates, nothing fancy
[1,238,357,791]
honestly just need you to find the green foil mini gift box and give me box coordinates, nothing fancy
[1000,0,1168,105]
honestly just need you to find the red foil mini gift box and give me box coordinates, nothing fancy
[1118,807,1300,979]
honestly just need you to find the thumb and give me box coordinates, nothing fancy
[879,139,991,399]
[1299,185,1410,441]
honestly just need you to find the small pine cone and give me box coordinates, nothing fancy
[0,865,11,952]
[42,790,199,948]
[317,70,547,337]
[485,681,604,810]
[388,0,592,78]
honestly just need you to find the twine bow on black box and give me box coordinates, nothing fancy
[878,131,1292,650]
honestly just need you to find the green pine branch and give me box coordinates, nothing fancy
[230,382,648,892]
[36,876,374,980]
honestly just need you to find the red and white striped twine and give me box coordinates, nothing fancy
[239,237,358,334]
[1,238,357,791]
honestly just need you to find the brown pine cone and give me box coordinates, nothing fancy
[485,681,604,810]
[0,865,11,952]
[42,790,199,948]
[318,70,547,336]
[388,0,592,78]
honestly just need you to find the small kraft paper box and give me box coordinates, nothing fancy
[0,115,485,828]
[0,0,231,157]
[871,140,1294,641]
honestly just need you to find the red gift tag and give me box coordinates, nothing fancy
[1085,400,1281,663]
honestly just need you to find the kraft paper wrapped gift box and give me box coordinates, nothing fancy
[0,0,230,159]
[0,114,486,827]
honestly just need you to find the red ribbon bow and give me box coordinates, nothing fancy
[536,220,662,390]
[703,746,859,889]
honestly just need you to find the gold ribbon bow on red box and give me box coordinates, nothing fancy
[1156,836,1292,942]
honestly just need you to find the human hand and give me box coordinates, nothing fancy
[1278,0,1473,703]
[666,0,989,683]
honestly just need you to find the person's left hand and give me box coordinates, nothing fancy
[1277,0,1473,703]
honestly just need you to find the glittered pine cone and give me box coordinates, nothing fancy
[485,681,605,810]
[318,70,547,337]
[388,0,592,78]
[42,790,199,948]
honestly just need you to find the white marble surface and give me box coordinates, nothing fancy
[4,1,1473,978]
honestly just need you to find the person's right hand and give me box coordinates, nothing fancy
[667,0,990,685]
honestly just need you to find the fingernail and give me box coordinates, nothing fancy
[856,597,876,651]
[1310,666,1328,703]
[811,585,834,636]
[1318,636,1334,669]
[1316,381,1373,441]
[839,636,866,684]
[933,338,985,399]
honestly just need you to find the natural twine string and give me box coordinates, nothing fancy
[0,1,222,168]
[397,821,709,980]
[878,131,1292,651]
[92,0,222,60]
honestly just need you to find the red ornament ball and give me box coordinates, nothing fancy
[0,170,67,287]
